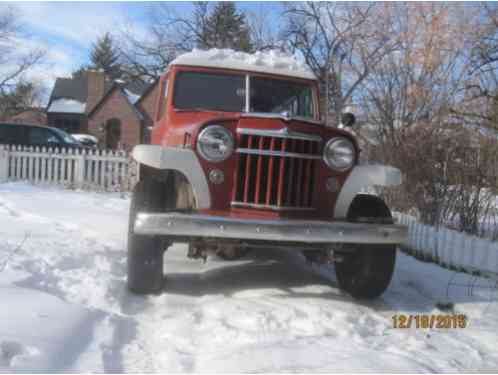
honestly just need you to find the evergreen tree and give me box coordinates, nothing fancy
[89,32,122,80]
[200,2,253,52]
[71,66,88,79]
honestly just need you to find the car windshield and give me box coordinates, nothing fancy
[52,128,79,144]
[173,71,315,118]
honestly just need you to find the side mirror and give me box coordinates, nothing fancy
[341,112,356,128]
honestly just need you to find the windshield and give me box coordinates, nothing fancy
[173,71,315,118]
[174,72,245,112]
[52,128,79,144]
[250,77,314,118]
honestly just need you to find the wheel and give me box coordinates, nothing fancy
[127,177,167,294]
[334,194,397,299]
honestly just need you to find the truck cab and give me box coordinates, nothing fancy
[129,49,407,299]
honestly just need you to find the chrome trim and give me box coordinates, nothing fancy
[240,112,323,126]
[231,201,315,211]
[237,127,322,142]
[132,145,211,209]
[134,213,408,245]
[245,75,250,113]
[323,137,355,172]
[196,125,234,162]
[236,148,321,159]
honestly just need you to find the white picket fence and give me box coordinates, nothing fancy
[0,144,137,191]
[395,212,498,277]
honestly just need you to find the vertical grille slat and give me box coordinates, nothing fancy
[254,136,264,204]
[243,136,253,203]
[233,129,321,211]
[265,138,276,205]
[302,141,313,207]
[285,139,296,206]
[276,139,288,206]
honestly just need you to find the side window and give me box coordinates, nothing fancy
[0,126,6,143]
[0,125,25,145]
[157,77,169,121]
[28,127,60,145]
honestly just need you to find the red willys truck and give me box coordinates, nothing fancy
[128,49,407,299]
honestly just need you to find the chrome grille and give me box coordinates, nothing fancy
[232,128,322,211]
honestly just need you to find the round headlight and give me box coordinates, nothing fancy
[323,137,355,171]
[197,125,234,162]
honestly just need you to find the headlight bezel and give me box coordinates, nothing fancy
[323,137,356,172]
[196,125,235,163]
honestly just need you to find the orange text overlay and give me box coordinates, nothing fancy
[392,314,467,329]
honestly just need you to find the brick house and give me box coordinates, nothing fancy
[6,108,47,125]
[46,70,159,150]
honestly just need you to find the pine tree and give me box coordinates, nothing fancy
[200,2,253,52]
[89,33,122,80]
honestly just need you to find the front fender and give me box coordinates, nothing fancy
[132,145,211,209]
[334,165,402,219]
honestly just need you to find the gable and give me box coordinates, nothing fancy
[88,86,143,123]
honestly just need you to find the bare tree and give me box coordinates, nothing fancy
[360,4,472,147]
[246,5,282,51]
[452,3,498,132]
[0,80,45,119]
[119,2,257,82]
[360,3,498,235]
[0,6,45,96]
[281,3,400,125]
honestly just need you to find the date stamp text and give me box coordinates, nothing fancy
[392,314,467,329]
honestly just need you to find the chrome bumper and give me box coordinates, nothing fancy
[134,213,407,245]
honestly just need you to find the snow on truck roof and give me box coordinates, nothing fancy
[170,49,316,80]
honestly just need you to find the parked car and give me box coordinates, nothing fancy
[72,133,98,148]
[128,49,408,299]
[0,122,83,149]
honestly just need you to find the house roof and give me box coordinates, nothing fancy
[49,75,90,104]
[47,73,149,114]
[6,107,47,125]
[87,80,156,118]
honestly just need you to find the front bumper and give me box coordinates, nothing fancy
[134,213,407,245]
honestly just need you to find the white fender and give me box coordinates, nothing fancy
[334,165,402,219]
[132,145,211,209]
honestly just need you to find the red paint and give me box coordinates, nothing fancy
[151,64,359,220]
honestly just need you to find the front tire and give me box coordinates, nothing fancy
[127,178,166,294]
[335,244,396,299]
[335,195,397,299]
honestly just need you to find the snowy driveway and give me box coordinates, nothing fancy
[1,182,497,372]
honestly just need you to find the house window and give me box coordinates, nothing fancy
[54,118,80,134]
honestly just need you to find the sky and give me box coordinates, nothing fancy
[3,1,282,101]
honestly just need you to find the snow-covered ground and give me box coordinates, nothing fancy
[1,182,497,372]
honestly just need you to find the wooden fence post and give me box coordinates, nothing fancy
[0,145,9,183]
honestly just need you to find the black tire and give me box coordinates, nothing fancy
[127,177,166,294]
[335,194,397,299]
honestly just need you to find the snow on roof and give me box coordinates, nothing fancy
[47,98,86,114]
[124,89,141,105]
[170,48,316,80]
